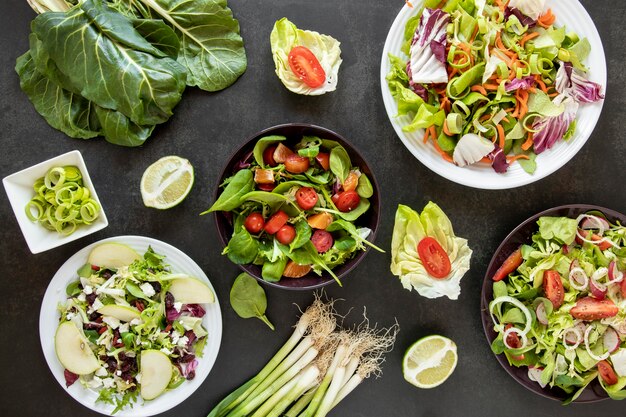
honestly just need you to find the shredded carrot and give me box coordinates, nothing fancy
[440,97,451,113]
[470,24,480,42]
[548,91,559,97]
[502,116,510,124]
[519,32,539,48]
[496,32,517,59]
[496,124,506,149]
[479,114,492,122]
[471,85,488,95]
[537,9,556,28]
[423,127,431,144]
[432,138,454,163]
[483,83,500,91]
[448,66,459,78]
[480,156,491,163]
[521,132,534,151]
[405,0,414,8]
[443,120,452,136]
[534,76,549,93]
[429,126,437,142]
[507,154,530,162]
[436,0,447,9]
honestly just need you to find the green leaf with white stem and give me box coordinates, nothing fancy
[203,169,254,213]
[262,257,287,283]
[136,0,247,92]
[326,219,384,252]
[230,273,274,330]
[253,135,286,167]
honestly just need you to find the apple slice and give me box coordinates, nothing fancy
[88,243,141,269]
[55,321,100,375]
[140,350,173,400]
[167,274,215,304]
[97,304,141,322]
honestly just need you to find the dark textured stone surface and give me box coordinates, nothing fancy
[1,1,624,416]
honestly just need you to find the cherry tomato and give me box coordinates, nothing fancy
[263,145,277,167]
[334,190,360,212]
[342,172,359,192]
[288,46,326,88]
[315,152,330,170]
[598,360,619,385]
[276,225,296,245]
[575,229,613,251]
[621,278,626,299]
[492,247,523,281]
[417,237,451,279]
[244,212,264,234]
[257,183,276,191]
[264,210,289,235]
[295,187,318,210]
[284,154,310,174]
[311,230,333,253]
[543,270,564,309]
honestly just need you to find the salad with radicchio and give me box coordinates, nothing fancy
[55,244,214,413]
[387,0,604,174]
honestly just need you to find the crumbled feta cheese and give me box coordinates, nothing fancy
[76,293,86,302]
[160,347,172,355]
[102,316,121,329]
[125,351,136,358]
[91,298,104,311]
[174,302,182,312]
[83,285,93,295]
[95,367,108,377]
[66,312,76,321]
[118,323,129,333]
[140,283,156,297]
[171,330,181,344]
[102,378,115,388]
[116,370,122,376]
[135,373,142,383]
[177,336,189,347]
[116,339,122,344]
[87,377,103,389]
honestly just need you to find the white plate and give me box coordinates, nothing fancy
[380,0,606,189]
[39,236,222,417]
[2,150,108,253]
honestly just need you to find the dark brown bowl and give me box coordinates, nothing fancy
[481,204,626,403]
[213,123,381,290]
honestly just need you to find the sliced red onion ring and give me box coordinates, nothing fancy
[584,325,610,361]
[576,228,615,248]
[503,326,528,350]
[579,215,610,231]
[562,326,583,349]
[568,267,588,291]
[535,302,549,325]
[604,327,620,353]
[608,261,624,284]
[569,259,580,271]
[590,268,609,299]
[527,366,547,388]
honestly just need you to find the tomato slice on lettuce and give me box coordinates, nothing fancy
[288,46,326,88]
[417,237,451,279]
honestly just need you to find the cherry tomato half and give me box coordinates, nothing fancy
[598,360,619,385]
[334,190,360,212]
[315,152,330,170]
[543,270,564,309]
[284,154,310,174]
[295,187,318,210]
[417,237,451,279]
[276,225,296,245]
[311,230,333,253]
[263,145,277,167]
[264,210,289,235]
[288,46,326,88]
[244,212,265,234]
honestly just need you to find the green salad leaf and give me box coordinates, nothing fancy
[230,272,275,330]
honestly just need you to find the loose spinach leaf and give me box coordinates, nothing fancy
[262,258,287,282]
[239,191,292,213]
[230,272,274,330]
[224,226,258,264]
[252,135,285,167]
[202,169,254,213]
[290,220,312,251]
[139,0,247,92]
[335,198,370,222]
[298,146,319,158]
[356,173,374,198]
[334,236,356,251]
[329,145,351,182]
[66,280,82,297]
[272,180,312,195]
[304,168,331,185]
[327,219,384,252]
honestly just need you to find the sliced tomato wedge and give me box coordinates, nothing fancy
[570,297,619,321]
[597,360,618,385]
[492,247,523,281]
[417,237,451,279]
[288,46,326,88]
[542,270,564,309]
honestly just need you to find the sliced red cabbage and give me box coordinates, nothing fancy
[408,8,450,84]
[488,146,509,173]
[555,61,604,103]
[505,7,537,27]
[405,62,430,101]
[506,76,536,93]
[532,95,579,154]
[507,0,546,21]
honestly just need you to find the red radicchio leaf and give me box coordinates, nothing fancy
[183,304,206,318]
[64,369,79,387]
[505,75,536,92]
[408,8,450,84]
[532,95,579,154]
[505,7,537,27]
[555,61,604,103]
[488,146,509,173]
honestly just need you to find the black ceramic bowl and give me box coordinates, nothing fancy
[213,123,381,290]
[481,204,626,403]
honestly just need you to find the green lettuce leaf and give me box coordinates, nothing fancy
[537,216,578,245]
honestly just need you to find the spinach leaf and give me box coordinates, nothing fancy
[334,236,356,251]
[319,138,342,150]
[66,280,82,297]
[262,258,287,282]
[126,282,152,301]
[304,168,331,185]
[202,169,254,213]
[230,272,274,330]
[286,242,342,286]
[139,0,248,92]
[77,263,93,278]
[327,219,385,252]
[224,226,258,264]
[272,180,312,195]
[252,135,285,167]
[336,198,370,222]
[329,145,351,182]
[298,146,319,158]
[356,173,374,198]
[290,221,312,251]
[240,191,292,213]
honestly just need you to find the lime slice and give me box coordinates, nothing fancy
[141,156,194,209]
[402,335,458,389]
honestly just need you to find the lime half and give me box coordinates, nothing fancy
[403,335,458,389]
[141,156,194,209]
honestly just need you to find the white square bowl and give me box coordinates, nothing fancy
[3,150,108,253]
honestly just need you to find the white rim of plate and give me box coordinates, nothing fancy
[39,236,222,417]
[379,0,606,190]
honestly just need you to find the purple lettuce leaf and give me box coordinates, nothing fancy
[504,7,537,27]
[182,304,206,318]
[555,61,604,103]
[488,146,509,173]
[405,61,430,101]
[532,95,579,154]
[408,8,450,84]
[506,75,536,92]
[64,369,79,387]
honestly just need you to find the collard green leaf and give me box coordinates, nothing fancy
[140,0,247,91]
[203,169,254,213]
[131,18,181,59]
[31,0,186,126]
[230,272,274,330]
